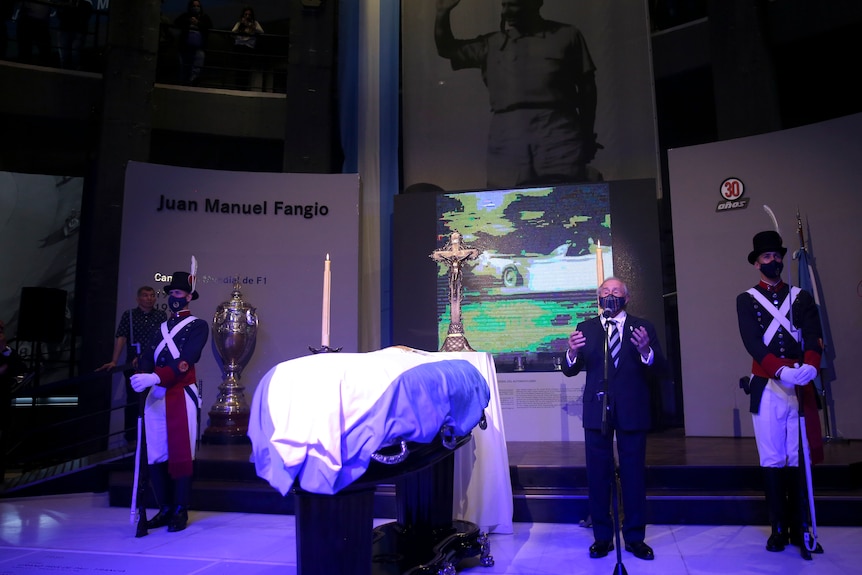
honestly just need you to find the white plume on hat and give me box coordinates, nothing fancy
[190,255,198,294]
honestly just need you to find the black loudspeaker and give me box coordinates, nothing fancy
[18,287,68,343]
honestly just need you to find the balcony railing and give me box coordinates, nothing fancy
[157,26,290,92]
[2,1,289,93]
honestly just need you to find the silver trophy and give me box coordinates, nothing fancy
[203,281,259,444]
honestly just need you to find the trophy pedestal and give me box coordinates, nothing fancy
[202,375,250,444]
[202,410,250,444]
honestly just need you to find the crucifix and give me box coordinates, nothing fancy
[430,230,479,352]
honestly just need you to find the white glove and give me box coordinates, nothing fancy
[777,364,817,386]
[796,364,818,385]
[149,385,167,400]
[130,372,161,392]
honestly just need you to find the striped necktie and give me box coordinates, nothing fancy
[607,319,620,368]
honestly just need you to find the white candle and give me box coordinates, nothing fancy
[596,240,604,285]
[322,254,331,347]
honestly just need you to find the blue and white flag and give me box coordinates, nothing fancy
[793,214,830,393]
[248,347,491,495]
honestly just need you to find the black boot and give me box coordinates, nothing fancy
[145,463,173,529]
[785,467,824,558]
[167,475,192,533]
[762,467,787,552]
[766,528,788,551]
[145,506,174,529]
[167,505,189,532]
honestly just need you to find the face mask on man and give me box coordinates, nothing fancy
[168,295,188,312]
[599,294,626,317]
[759,260,783,280]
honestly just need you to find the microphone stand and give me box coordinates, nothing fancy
[602,312,627,575]
[601,312,610,436]
[611,467,627,575]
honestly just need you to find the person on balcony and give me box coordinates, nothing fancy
[174,0,212,85]
[231,5,265,90]
[16,0,53,66]
[56,0,93,70]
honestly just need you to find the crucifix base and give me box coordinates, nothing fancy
[440,323,476,351]
[440,322,475,352]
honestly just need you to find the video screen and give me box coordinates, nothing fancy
[434,183,612,362]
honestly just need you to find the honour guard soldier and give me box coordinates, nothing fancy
[736,230,824,559]
[131,264,208,532]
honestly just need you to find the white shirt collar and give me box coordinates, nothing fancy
[602,310,627,328]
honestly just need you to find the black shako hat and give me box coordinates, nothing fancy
[747,230,787,264]
[164,271,199,300]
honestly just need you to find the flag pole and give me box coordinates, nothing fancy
[795,210,838,443]
[796,207,832,442]
[796,212,828,440]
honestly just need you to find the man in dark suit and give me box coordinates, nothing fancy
[562,277,665,561]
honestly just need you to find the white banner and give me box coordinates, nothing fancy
[119,161,361,427]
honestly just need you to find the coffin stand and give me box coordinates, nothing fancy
[294,435,494,575]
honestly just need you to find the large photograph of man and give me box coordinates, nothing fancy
[434,0,598,188]
[403,0,657,192]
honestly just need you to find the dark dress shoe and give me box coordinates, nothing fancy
[167,506,189,532]
[625,540,655,560]
[145,506,173,529]
[589,540,613,558]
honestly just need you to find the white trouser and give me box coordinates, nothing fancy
[752,378,799,467]
[144,384,198,465]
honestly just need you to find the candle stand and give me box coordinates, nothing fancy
[309,344,342,354]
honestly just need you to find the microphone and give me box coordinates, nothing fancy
[602,309,611,319]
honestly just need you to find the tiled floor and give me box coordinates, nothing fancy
[1,493,860,575]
